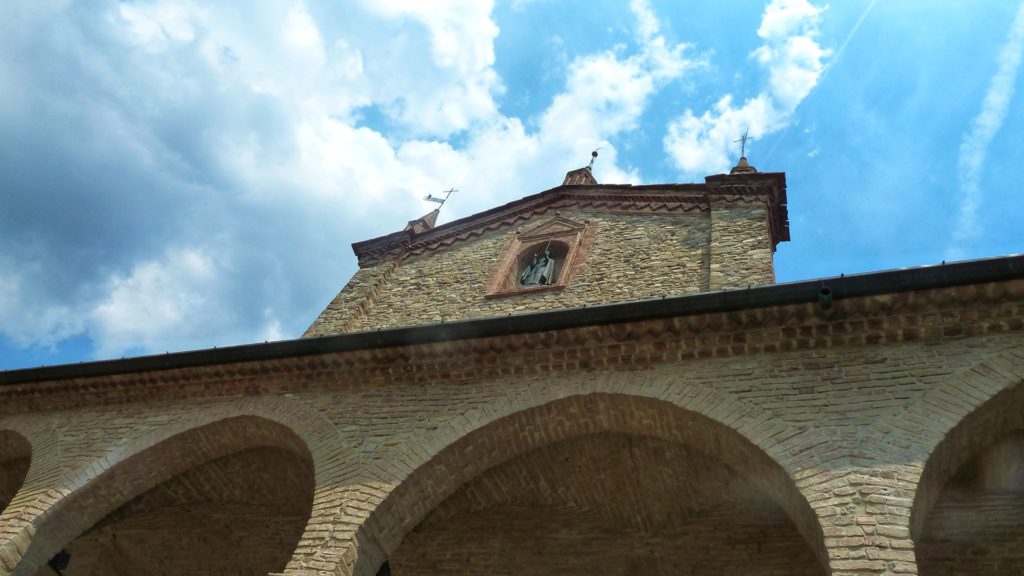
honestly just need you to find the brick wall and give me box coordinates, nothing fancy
[0,431,30,514]
[915,432,1024,575]
[0,281,1020,576]
[391,432,823,576]
[52,446,312,576]
[305,194,778,338]
[393,503,820,576]
[917,489,1024,575]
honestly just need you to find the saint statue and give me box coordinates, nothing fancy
[520,247,556,286]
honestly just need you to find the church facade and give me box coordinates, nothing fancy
[0,161,1022,576]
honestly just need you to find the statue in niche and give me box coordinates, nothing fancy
[520,245,556,286]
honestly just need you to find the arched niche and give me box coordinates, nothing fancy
[485,215,588,298]
[0,430,31,514]
[513,239,570,286]
[353,393,828,576]
[20,415,314,576]
[912,381,1024,576]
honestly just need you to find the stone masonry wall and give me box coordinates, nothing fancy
[709,203,775,289]
[306,204,778,337]
[0,281,1021,576]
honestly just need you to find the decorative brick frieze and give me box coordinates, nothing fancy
[3,280,1022,415]
[351,180,784,267]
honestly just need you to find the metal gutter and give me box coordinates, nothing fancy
[2,254,1022,386]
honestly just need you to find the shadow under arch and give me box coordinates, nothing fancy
[0,430,31,514]
[352,392,829,576]
[910,380,1024,539]
[11,414,316,576]
[910,379,1024,573]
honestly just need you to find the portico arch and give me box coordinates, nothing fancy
[351,392,828,576]
[0,430,31,514]
[15,414,315,576]
[912,380,1024,575]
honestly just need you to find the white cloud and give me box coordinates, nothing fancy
[664,0,829,177]
[753,34,828,111]
[756,0,823,42]
[0,0,701,362]
[0,259,85,350]
[665,94,783,175]
[630,0,661,42]
[87,248,230,358]
[340,0,504,136]
[118,1,201,50]
[522,1,696,184]
[261,309,285,343]
[112,0,503,137]
[949,1,1024,256]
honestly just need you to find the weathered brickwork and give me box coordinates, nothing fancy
[0,275,1020,575]
[393,504,820,576]
[49,446,312,576]
[391,433,823,575]
[0,164,1019,576]
[305,175,787,338]
[0,432,30,515]
[318,210,713,334]
[917,464,1024,575]
[709,203,775,289]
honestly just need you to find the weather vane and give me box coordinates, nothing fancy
[734,129,756,157]
[424,187,457,209]
[588,148,601,170]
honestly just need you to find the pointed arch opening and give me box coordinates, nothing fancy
[356,393,827,576]
[22,416,314,576]
[913,381,1024,576]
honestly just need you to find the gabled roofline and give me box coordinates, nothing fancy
[3,254,1021,386]
[352,171,788,265]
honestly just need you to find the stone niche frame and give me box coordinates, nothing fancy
[486,215,589,298]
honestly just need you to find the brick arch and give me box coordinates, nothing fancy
[71,397,341,484]
[905,349,1024,542]
[349,388,828,576]
[0,429,31,513]
[0,419,64,568]
[910,378,1024,542]
[4,397,338,576]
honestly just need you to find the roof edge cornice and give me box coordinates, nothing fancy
[353,173,787,265]
[3,253,1021,388]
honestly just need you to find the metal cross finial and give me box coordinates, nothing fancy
[424,188,457,209]
[734,129,756,157]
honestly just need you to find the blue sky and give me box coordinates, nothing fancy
[2,0,1023,370]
